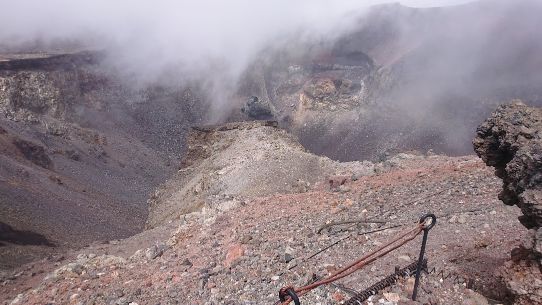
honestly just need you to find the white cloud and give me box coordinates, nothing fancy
[400,0,479,7]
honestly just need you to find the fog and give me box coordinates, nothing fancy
[2,0,539,159]
[0,1,475,113]
[304,0,542,160]
[0,1,380,84]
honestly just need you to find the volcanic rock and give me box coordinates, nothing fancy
[473,101,542,304]
[241,96,275,119]
[473,102,542,249]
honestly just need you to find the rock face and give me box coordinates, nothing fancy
[473,102,542,240]
[473,101,542,304]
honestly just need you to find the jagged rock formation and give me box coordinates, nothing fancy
[473,101,542,304]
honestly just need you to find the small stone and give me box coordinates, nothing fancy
[332,292,345,302]
[210,265,223,275]
[398,255,411,262]
[10,294,24,305]
[113,297,128,305]
[383,292,400,302]
[181,258,193,267]
[145,246,162,260]
[284,246,295,263]
[271,275,280,281]
[338,185,351,193]
[67,263,85,275]
[69,294,81,305]
[224,244,245,267]
[240,235,253,244]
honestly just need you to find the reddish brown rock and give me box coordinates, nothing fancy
[224,244,245,267]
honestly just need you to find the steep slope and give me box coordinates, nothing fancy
[0,52,208,268]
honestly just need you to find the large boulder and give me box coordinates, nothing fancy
[241,96,275,119]
[474,101,542,232]
[473,101,542,304]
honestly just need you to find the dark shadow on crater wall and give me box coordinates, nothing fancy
[0,222,55,247]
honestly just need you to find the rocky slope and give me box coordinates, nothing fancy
[0,51,208,268]
[0,121,529,305]
[147,120,374,228]
[474,101,542,304]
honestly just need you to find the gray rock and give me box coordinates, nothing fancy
[284,246,295,263]
[145,244,169,260]
[241,96,275,119]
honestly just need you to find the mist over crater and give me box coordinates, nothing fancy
[1,3,542,303]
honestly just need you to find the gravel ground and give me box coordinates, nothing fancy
[0,154,527,305]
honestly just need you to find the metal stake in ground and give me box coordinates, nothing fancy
[275,217,427,305]
[412,213,437,301]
